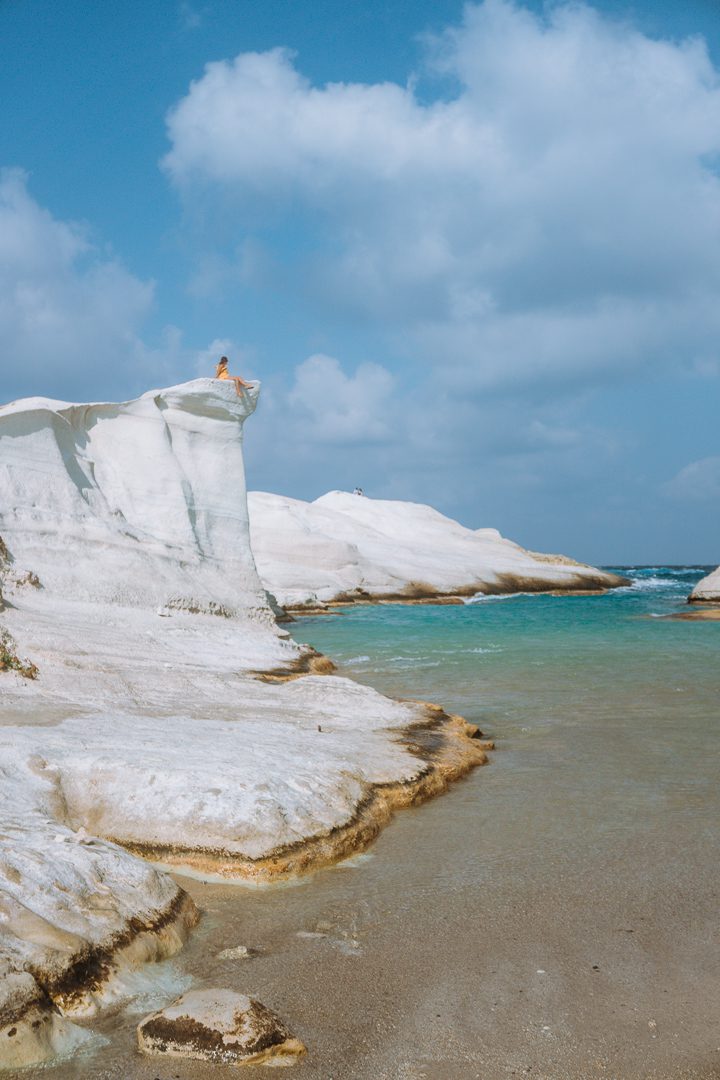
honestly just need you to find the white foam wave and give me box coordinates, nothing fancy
[386,656,442,667]
[346,655,370,663]
[464,592,535,604]
[615,575,684,593]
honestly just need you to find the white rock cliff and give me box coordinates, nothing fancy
[0,380,485,1069]
[247,490,626,610]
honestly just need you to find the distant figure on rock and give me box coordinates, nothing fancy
[353,487,364,496]
[215,356,252,397]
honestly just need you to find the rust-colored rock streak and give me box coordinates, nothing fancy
[0,891,199,1069]
[283,570,630,613]
[137,989,306,1065]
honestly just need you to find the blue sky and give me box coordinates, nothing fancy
[1,0,719,563]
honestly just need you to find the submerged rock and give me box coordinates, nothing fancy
[137,989,306,1065]
[217,945,254,960]
[247,490,628,610]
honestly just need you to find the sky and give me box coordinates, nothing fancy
[1,0,719,564]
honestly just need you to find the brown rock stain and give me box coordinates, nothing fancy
[284,570,630,613]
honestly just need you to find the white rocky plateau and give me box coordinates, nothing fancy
[0,379,487,1070]
[247,491,626,611]
[689,566,720,602]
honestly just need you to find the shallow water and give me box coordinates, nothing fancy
[43,569,720,1079]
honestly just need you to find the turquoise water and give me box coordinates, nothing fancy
[296,566,719,718]
[296,566,720,875]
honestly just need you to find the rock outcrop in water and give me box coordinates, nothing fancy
[689,566,720,602]
[247,491,628,611]
[0,380,485,1069]
[137,988,306,1065]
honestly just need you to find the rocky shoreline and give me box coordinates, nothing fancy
[0,380,495,1070]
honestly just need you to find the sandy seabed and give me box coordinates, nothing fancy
[37,744,720,1080]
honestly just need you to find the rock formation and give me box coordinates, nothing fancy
[247,490,628,611]
[689,566,720,603]
[137,989,306,1065]
[0,380,485,1070]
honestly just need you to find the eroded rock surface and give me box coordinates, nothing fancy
[689,566,720,602]
[247,490,628,610]
[137,989,306,1065]
[0,380,486,1070]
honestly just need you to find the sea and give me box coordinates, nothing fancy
[48,566,720,1080]
[296,565,720,891]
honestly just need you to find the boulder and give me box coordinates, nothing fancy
[689,566,720,602]
[137,989,306,1065]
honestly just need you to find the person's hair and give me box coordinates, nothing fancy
[215,357,228,378]
[219,356,228,363]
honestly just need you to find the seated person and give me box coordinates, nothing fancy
[215,356,252,396]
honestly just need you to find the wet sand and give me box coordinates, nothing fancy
[43,761,720,1080]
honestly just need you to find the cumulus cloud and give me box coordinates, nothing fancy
[0,169,181,402]
[664,457,720,501]
[241,353,400,502]
[164,0,720,392]
[242,348,617,513]
[285,354,396,444]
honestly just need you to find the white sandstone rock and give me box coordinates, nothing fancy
[0,380,278,627]
[247,490,626,609]
[0,380,480,1070]
[689,566,720,602]
[137,988,306,1065]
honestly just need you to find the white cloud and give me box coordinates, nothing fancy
[664,457,720,501]
[0,170,179,401]
[163,0,720,391]
[242,353,401,502]
[286,354,395,444]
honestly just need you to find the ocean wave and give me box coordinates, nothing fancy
[629,576,671,589]
[346,655,370,663]
[617,567,706,579]
[464,592,535,604]
[384,656,443,668]
[615,575,689,593]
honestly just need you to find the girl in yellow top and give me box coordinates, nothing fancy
[215,356,252,397]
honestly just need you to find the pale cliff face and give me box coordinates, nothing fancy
[0,379,271,620]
